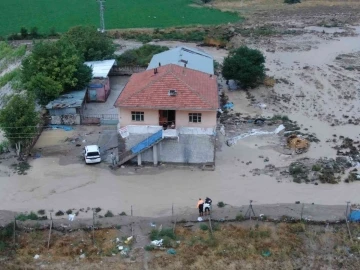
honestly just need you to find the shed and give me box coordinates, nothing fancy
[147,46,214,74]
[46,89,87,125]
[84,59,116,102]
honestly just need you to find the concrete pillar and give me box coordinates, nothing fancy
[137,154,142,166]
[153,144,158,165]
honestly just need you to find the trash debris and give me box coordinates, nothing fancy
[79,254,86,259]
[227,124,285,146]
[120,247,130,256]
[151,239,163,247]
[124,236,133,245]
[118,246,124,251]
[150,222,156,227]
[287,134,310,154]
[220,125,225,136]
[197,217,203,222]
[223,102,234,110]
[68,214,75,221]
[261,250,271,257]
[47,125,73,131]
[254,103,267,109]
[34,254,40,260]
[116,238,120,243]
[167,248,176,255]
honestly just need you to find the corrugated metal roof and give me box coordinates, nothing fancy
[46,89,86,110]
[84,59,116,78]
[147,46,214,74]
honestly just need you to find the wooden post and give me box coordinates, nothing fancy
[13,216,16,247]
[173,216,177,234]
[131,205,133,217]
[345,216,353,243]
[47,213,53,249]
[92,209,95,245]
[208,216,213,235]
[300,203,304,221]
[172,203,174,217]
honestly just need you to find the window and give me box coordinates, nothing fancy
[131,111,144,121]
[189,113,202,123]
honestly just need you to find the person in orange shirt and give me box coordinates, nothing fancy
[197,198,204,216]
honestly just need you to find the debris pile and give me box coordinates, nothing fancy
[287,134,310,154]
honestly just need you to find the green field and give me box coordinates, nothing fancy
[0,0,240,37]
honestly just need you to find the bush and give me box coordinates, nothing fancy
[117,44,169,67]
[144,245,155,251]
[284,0,301,4]
[37,209,45,215]
[150,228,176,241]
[288,223,305,233]
[222,46,265,89]
[55,210,64,216]
[271,114,289,121]
[16,212,39,221]
[119,211,127,216]
[235,214,245,221]
[104,210,114,217]
[200,224,209,231]
[217,201,226,208]
[94,207,101,213]
[66,209,73,215]
[312,164,321,171]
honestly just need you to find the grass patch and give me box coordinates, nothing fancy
[104,210,114,217]
[150,228,176,241]
[312,164,321,172]
[200,224,209,231]
[0,42,26,74]
[16,212,39,221]
[235,214,245,221]
[0,0,240,36]
[117,44,169,67]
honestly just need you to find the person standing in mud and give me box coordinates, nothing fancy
[197,198,204,216]
[110,152,117,167]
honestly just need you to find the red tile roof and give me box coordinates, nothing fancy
[115,64,218,110]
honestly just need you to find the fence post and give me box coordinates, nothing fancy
[300,203,304,221]
[13,215,16,247]
[172,203,174,217]
[92,209,95,246]
[131,205,133,217]
[208,216,213,235]
[47,213,53,249]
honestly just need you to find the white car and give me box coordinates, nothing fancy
[84,145,101,164]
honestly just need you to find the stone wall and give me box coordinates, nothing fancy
[121,133,215,164]
[50,114,81,125]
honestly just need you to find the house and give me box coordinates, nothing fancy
[114,64,218,165]
[84,59,116,102]
[46,89,87,125]
[147,46,214,74]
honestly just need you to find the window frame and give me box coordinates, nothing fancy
[188,113,202,123]
[131,111,144,122]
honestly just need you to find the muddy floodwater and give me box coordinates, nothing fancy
[1,26,360,218]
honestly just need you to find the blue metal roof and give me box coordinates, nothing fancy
[147,46,214,74]
[46,89,87,110]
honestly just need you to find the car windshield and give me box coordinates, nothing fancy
[87,151,99,157]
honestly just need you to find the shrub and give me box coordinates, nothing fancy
[94,207,101,213]
[288,223,305,233]
[119,211,127,216]
[37,209,45,215]
[284,0,301,4]
[16,212,39,221]
[104,210,114,217]
[312,164,321,171]
[66,209,73,215]
[144,245,154,251]
[271,114,289,121]
[217,201,226,208]
[55,210,64,216]
[150,228,176,241]
[200,224,209,231]
[235,214,245,221]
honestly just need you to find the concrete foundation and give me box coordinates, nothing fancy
[120,132,215,164]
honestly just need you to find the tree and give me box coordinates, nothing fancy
[28,74,62,106]
[20,27,28,38]
[22,40,92,103]
[222,46,265,89]
[0,94,39,155]
[61,25,115,61]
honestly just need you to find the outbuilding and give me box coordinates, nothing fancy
[46,89,87,125]
[84,59,116,102]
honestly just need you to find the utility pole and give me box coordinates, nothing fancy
[97,0,106,33]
